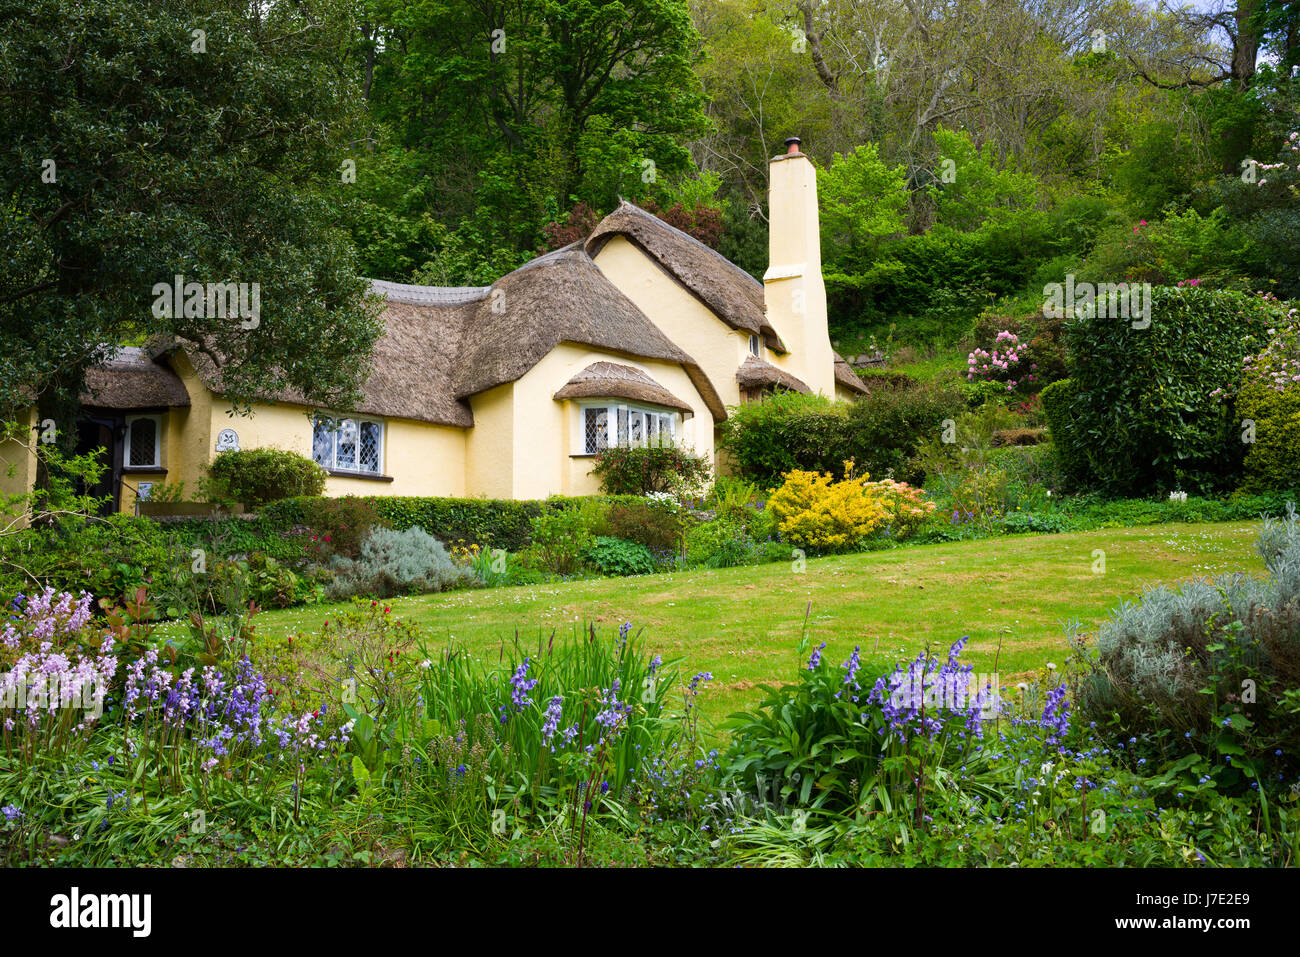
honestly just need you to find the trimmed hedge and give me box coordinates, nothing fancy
[209,448,326,507]
[261,494,645,552]
[717,382,964,488]
[1039,377,1086,487]
[1238,383,1300,493]
[1062,286,1279,494]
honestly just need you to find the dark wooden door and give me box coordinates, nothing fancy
[73,416,122,515]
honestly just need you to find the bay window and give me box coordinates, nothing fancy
[582,403,677,455]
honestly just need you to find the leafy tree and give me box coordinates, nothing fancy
[818,144,908,270]
[360,0,711,266]
[0,0,385,426]
[927,128,1043,233]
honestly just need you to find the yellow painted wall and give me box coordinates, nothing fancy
[116,353,471,506]
[592,235,747,411]
[202,400,467,498]
[0,407,38,524]
[465,383,515,499]
[509,343,716,498]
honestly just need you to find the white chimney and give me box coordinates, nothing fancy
[763,137,835,397]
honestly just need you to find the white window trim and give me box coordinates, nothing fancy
[577,402,678,455]
[123,414,162,469]
[748,333,761,357]
[312,414,385,475]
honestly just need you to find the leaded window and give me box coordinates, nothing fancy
[124,416,160,468]
[313,415,383,474]
[581,404,677,454]
[584,407,609,453]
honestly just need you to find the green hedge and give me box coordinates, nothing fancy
[1039,378,1086,487]
[1063,286,1280,494]
[209,448,326,507]
[1237,384,1300,494]
[717,382,965,488]
[261,494,645,552]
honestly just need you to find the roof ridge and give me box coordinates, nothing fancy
[368,279,491,306]
[606,200,762,290]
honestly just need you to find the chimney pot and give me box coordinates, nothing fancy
[784,136,802,155]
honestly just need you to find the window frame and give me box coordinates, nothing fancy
[578,402,678,455]
[123,414,162,470]
[312,414,385,476]
[748,333,761,357]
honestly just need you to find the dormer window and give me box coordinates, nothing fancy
[748,334,761,357]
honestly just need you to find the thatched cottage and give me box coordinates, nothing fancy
[4,139,865,512]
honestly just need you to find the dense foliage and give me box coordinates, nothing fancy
[718,383,964,489]
[0,0,383,423]
[1071,512,1300,792]
[590,445,713,496]
[1060,287,1284,494]
[209,449,327,508]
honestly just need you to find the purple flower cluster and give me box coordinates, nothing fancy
[541,695,564,750]
[595,680,633,738]
[807,642,826,670]
[1,636,116,736]
[687,671,713,694]
[0,588,93,651]
[836,646,862,701]
[122,651,350,771]
[1040,684,1070,749]
[508,657,539,712]
[866,638,998,745]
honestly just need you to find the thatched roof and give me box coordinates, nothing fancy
[736,355,811,394]
[587,200,787,353]
[453,244,727,420]
[80,347,190,409]
[833,353,869,395]
[107,206,810,427]
[160,280,483,428]
[553,361,694,414]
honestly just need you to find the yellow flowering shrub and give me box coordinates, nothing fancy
[767,462,887,551]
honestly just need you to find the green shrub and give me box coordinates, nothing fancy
[1237,383,1300,493]
[0,514,169,604]
[1039,378,1087,488]
[717,392,848,488]
[196,552,302,611]
[368,497,544,550]
[209,448,326,507]
[1063,286,1282,494]
[264,495,645,553]
[584,537,657,576]
[718,383,963,489]
[607,498,684,553]
[328,526,473,600]
[523,506,601,577]
[590,445,712,496]
[1070,511,1300,789]
[683,516,786,568]
[844,380,965,485]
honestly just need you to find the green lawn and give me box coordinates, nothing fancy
[224,521,1266,724]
